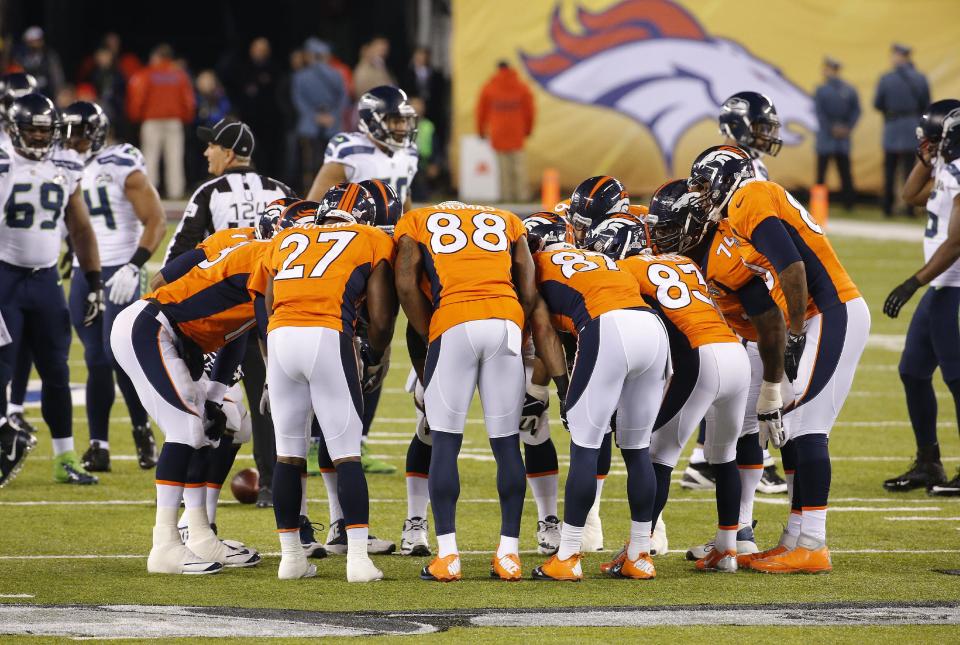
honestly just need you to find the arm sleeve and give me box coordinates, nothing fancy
[166,188,213,262]
[209,335,248,386]
[734,275,778,317]
[750,217,802,274]
[159,248,205,283]
[254,294,269,341]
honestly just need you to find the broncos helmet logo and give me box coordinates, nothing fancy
[521,0,816,170]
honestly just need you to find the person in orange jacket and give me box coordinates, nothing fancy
[126,44,196,199]
[476,61,535,202]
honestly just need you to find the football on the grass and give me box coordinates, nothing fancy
[231,468,260,504]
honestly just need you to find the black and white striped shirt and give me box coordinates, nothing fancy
[164,167,295,262]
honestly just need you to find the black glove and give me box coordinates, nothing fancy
[883,276,921,319]
[203,400,227,443]
[784,331,806,383]
[82,272,105,327]
[357,338,388,393]
[519,391,549,434]
[59,249,74,280]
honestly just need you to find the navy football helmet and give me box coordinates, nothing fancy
[718,91,782,157]
[918,99,960,146]
[688,145,755,218]
[939,107,960,164]
[647,179,714,254]
[6,93,59,161]
[1,72,38,117]
[567,176,630,243]
[584,221,652,260]
[357,86,418,152]
[62,101,110,159]
[358,179,402,229]
[316,183,377,225]
[255,197,303,240]
[524,211,575,253]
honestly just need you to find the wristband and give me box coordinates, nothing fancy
[527,383,550,400]
[85,270,102,291]
[129,246,152,268]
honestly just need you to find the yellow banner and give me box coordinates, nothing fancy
[451,0,960,196]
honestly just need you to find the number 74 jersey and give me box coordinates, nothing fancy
[0,147,82,268]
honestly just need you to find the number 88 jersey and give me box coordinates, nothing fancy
[0,147,82,268]
[394,202,528,342]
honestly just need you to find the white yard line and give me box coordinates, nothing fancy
[885,516,960,521]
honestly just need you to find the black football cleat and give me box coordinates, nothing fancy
[884,450,947,492]
[928,469,960,497]
[680,461,716,490]
[132,424,157,469]
[256,485,273,508]
[82,441,111,472]
[299,515,328,558]
[0,423,34,488]
[8,411,37,434]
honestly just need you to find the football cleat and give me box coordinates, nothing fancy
[53,451,98,485]
[532,553,583,582]
[600,544,626,575]
[147,526,222,575]
[400,516,431,556]
[278,552,317,580]
[884,459,947,492]
[132,424,157,469]
[749,535,832,574]
[686,521,758,561]
[758,463,788,494]
[187,526,261,568]
[680,461,715,490]
[928,468,960,497]
[347,554,384,582]
[81,441,111,472]
[611,553,656,580]
[738,543,789,569]
[256,485,273,508]
[0,424,33,488]
[582,510,604,552]
[8,412,37,434]
[696,548,738,573]
[361,442,397,475]
[420,554,462,582]
[326,518,396,555]
[490,553,522,581]
[650,517,668,556]
[536,515,561,555]
[300,515,328,558]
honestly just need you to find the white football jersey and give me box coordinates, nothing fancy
[924,158,960,288]
[71,144,146,267]
[752,156,769,181]
[324,132,418,205]
[0,147,82,268]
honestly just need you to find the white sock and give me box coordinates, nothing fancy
[627,521,651,560]
[690,446,706,464]
[406,475,430,519]
[786,510,802,537]
[183,484,206,509]
[321,471,343,524]
[436,532,458,558]
[205,484,222,525]
[715,526,737,553]
[738,466,763,527]
[155,487,181,527]
[800,508,827,542]
[557,523,584,560]
[496,535,519,558]
[528,473,559,521]
[91,440,110,450]
[346,526,369,558]
[184,506,213,536]
[785,472,795,502]
[52,437,74,456]
[278,529,301,556]
[300,475,308,517]
[7,403,23,415]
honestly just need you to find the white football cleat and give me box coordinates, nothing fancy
[187,530,261,568]
[650,517,668,556]
[685,521,759,561]
[400,517,431,556]
[278,553,317,580]
[347,555,384,582]
[147,526,221,575]
[582,510,604,552]
[536,515,561,555]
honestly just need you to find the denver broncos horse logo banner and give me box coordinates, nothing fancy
[520,0,816,171]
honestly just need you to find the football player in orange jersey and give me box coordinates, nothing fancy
[248,183,396,582]
[690,145,870,573]
[586,217,751,573]
[526,218,669,581]
[394,200,542,582]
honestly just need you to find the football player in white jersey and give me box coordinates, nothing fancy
[884,101,960,497]
[0,73,38,154]
[0,94,104,485]
[61,101,166,473]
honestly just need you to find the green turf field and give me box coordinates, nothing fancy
[2,211,959,642]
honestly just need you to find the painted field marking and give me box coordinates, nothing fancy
[885,516,960,521]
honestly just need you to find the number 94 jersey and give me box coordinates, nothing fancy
[925,159,960,288]
[0,147,82,268]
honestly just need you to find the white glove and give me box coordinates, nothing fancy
[757,379,786,448]
[105,263,140,305]
[259,383,270,416]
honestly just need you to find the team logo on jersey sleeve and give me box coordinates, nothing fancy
[521,0,815,170]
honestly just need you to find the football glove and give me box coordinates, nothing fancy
[784,331,806,383]
[203,400,227,443]
[82,283,105,327]
[105,263,140,305]
[757,380,786,448]
[259,384,270,416]
[356,338,389,393]
[883,276,921,319]
[520,384,549,435]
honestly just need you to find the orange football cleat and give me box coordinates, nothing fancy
[696,548,737,573]
[750,545,832,574]
[613,552,656,580]
[420,554,462,582]
[599,543,627,574]
[738,544,788,569]
[532,553,583,581]
[490,553,522,581]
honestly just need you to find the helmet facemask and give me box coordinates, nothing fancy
[10,120,57,161]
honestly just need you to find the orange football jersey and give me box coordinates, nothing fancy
[145,239,268,352]
[727,181,859,317]
[249,221,394,334]
[534,247,647,335]
[618,253,736,350]
[394,203,527,341]
[198,227,257,258]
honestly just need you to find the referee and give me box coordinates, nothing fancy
[164,117,295,508]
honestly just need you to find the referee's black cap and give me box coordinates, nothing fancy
[198,118,255,157]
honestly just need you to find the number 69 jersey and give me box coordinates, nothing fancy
[393,203,528,342]
[533,247,647,336]
[248,221,394,335]
[924,159,960,287]
[0,147,82,268]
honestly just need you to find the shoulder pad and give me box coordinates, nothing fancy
[51,157,83,171]
[97,146,141,168]
[326,132,376,160]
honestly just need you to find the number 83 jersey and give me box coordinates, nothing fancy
[0,147,82,268]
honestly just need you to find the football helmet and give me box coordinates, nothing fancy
[584,222,652,260]
[918,99,960,146]
[316,183,377,225]
[6,93,59,161]
[688,145,755,218]
[357,86,418,152]
[939,107,960,164]
[255,197,302,240]
[61,101,110,160]
[567,176,630,243]
[1,72,38,117]
[718,91,782,157]
[647,179,714,254]
[524,211,574,253]
[358,178,402,229]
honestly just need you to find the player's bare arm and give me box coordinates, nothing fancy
[749,304,787,383]
[65,185,101,274]
[395,236,432,341]
[124,170,167,256]
[305,161,348,201]
[365,260,398,354]
[511,235,538,321]
[777,261,808,335]
[902,158,935,206]
[529,296,566,381]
